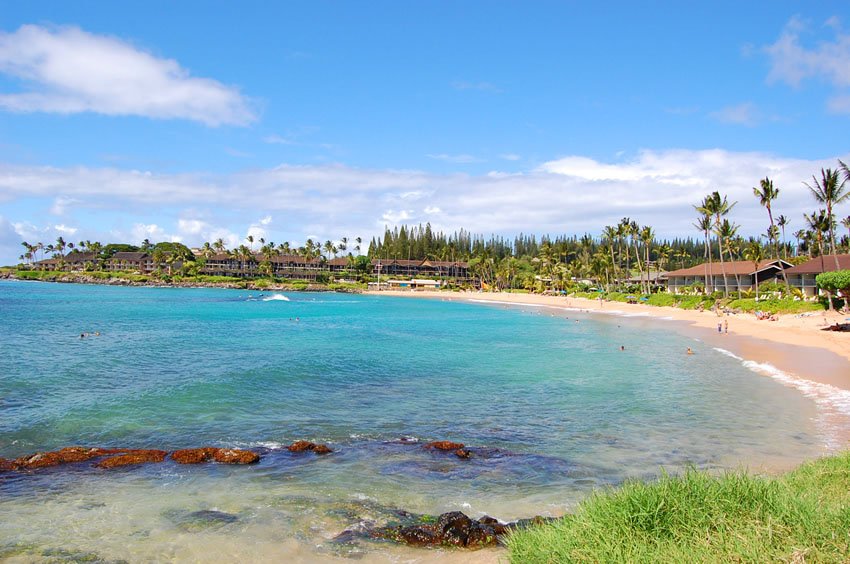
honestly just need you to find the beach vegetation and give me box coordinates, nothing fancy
[507,451,850,563]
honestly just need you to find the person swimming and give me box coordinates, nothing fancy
[687,347,694,355]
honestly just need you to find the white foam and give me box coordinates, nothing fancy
[713,347,850,450]
[468,299,545,308]
[261,293,290,302]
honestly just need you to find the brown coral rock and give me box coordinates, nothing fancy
[423,441,465,451]
[287,440,316,452]
[212,448,260,464]
[95,449,167,469]
[454,448,472,459]
[13,446,113,469]
[287,441,333,454]
[171,447,218,464]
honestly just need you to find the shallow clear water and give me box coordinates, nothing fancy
[0,281,828,561]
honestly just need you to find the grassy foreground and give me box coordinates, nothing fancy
[507,452,850,563]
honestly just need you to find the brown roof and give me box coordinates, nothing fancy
[64,252,98,262]
[784,255,850,275]
[111,252,149,261]
[327,257,350,266]
[666,259,792,278]
[372,259,423,266]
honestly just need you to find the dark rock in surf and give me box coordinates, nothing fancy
[171,447,218,464]
[171,447,260,464]
[12,446,117,470]
[95,449,167,469]
[212,448,260,464]
[287,440,333,454]
[423,441,465,451]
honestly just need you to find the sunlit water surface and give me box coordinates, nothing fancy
[0,281,830,561]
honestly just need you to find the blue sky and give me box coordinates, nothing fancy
[1,1,849,262]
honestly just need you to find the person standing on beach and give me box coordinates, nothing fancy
[724,319,728,334]
[717,322,722,333]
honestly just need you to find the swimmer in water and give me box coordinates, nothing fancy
[687,347,694,355]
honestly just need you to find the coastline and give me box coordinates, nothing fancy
[366,289,850,399]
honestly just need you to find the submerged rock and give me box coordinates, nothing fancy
[287,440,333,454]
[453,448,472,459]
[168,509,239,532]
[423,441,465,451]
[371,510,552,550]
[95,449,167,469]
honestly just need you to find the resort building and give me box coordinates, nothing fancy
[665,259,793,294]
[105,252,155,274]
[784,254,850,297]
[33,251,473,285]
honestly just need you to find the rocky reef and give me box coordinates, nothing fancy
[1,446,262,472]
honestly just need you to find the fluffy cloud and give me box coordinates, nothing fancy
[764,16,850,113]
[0,25,255,126]
[1,149,847,264]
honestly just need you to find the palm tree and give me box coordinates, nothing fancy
[640,225,654,294]
[717,219,742,296]
[55,236,67,269]
[697,191,736,297]
[842,216,850,250]
[805,167,849,269]
[753,177,790,293]
[693,212,713,294]
[602,226,619,287]
[744,240,765,300]
[805,209,834,309]
[776,215,789,259]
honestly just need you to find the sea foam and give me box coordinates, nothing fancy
[262,293,290,301]
[714,347,850,450]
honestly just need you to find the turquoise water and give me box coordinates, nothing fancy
[0,281,828,561]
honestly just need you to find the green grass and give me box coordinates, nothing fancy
[727,297,824,315]
[507,452,850,563]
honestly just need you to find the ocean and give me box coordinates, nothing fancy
[0,281,834,561]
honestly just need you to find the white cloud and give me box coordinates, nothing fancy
[53,224,77,235]
[177,218,206,235]
[381,209,412,224]
[131,223,168,242]
[1,149,848,263]
[499,153,521,161]
[0,25,256,126]
[49,195,78,215]
[764,16,850,113]
[426,153,482,164]
[709,102,760,126]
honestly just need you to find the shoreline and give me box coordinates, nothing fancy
[367,289,850,453]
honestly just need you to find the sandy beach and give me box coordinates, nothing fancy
[366,290,850,393]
